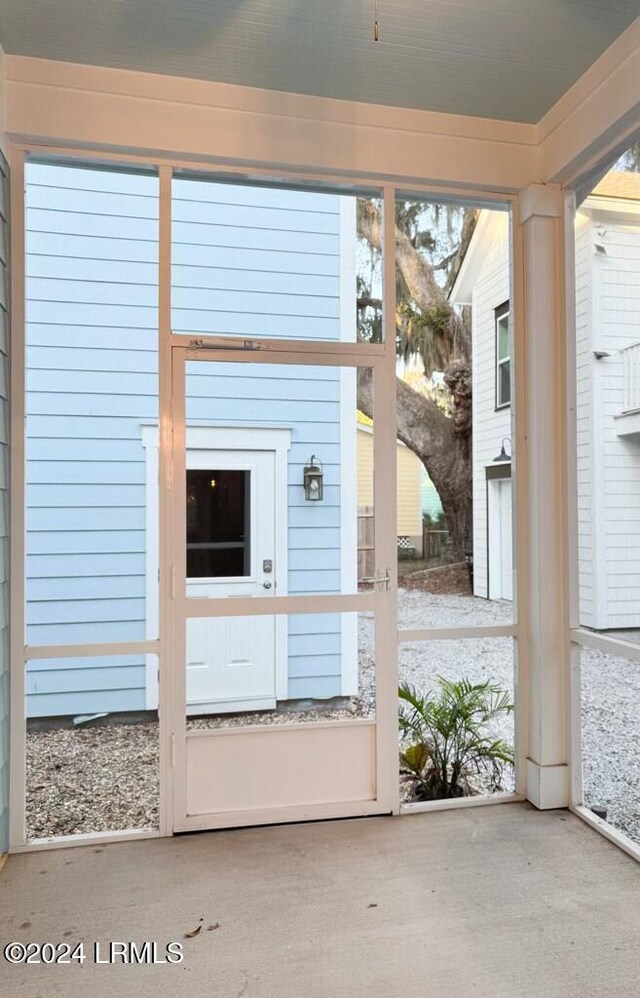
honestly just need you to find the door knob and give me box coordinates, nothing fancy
[262,581,272,589]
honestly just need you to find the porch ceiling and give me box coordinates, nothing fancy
[0,2,638,124]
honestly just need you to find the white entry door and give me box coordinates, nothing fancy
[185,447,278,714]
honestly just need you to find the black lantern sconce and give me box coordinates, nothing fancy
[493,437,512,464]
[303,455,324,501]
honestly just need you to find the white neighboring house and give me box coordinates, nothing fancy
[451,172,640,630]
[449,208,513,603]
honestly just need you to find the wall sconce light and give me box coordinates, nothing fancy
[303,455,324,501]
[493,437,512,463]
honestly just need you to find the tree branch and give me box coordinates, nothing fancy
[357,199,472,371]
[357,295,382,310]
[357,369,454,462]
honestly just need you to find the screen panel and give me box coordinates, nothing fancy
[25,162,159,650]
[172,177,377,344]
[181,359,375,600]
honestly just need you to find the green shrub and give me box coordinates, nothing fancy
[399,677,514,800]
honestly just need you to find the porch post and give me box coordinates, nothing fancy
[518,184,571,809]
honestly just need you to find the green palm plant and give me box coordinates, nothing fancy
[399,677,514,801]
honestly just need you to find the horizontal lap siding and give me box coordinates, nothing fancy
[471,215,511,599]
[288,613,342,699]
[596,221,640,628]
[25,165,347,715]
[172,179,340,340]
[25,165,158,714]
[574,216,595,627]
[25,653,148,717]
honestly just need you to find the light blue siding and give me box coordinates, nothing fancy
[288,676,341,700]
[287,613,343,699]
[27,532,146,555]
[25,164,158,715]
[25,687,147,718]
[25,164,351,716]
[172,177,341,340]
[28,553,145,576]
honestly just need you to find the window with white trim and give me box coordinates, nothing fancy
[495,303,511,409]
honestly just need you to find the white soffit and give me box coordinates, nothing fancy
[0,1,638,124]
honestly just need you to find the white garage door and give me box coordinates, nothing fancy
[489,477,513,602]
[499,480,513,601]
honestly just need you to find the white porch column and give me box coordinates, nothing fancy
[518,184,570,809]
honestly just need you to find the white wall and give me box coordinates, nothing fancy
[470,214,511,598]
[574,212,596,627]
[578,203,640,629]
[591,211,640,628]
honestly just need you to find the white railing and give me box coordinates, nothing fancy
[622,342,640,413]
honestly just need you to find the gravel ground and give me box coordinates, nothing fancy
[580,648,640,842]
[26,722,160,839]
[25,587,640,844]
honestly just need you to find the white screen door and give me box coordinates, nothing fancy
[168,343,397,833]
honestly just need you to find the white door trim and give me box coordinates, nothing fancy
[142,423,291,709]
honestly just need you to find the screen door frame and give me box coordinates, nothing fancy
[167,336,398,832]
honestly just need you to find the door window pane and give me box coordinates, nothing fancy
[187,469,250,578]
[497,314,509,360]
[498,361,511,407]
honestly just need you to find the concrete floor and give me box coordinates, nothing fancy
[1,803,639,998]
[606,629,640,645]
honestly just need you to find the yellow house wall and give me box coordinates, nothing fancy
[357,428,422,536]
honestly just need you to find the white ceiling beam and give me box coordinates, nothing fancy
[538,17,640,189]
[4,55,538,193]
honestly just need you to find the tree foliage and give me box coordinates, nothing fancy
[616,142,640,173]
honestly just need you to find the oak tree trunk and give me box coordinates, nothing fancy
[357,369,472,560]
[356,201,475,559]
